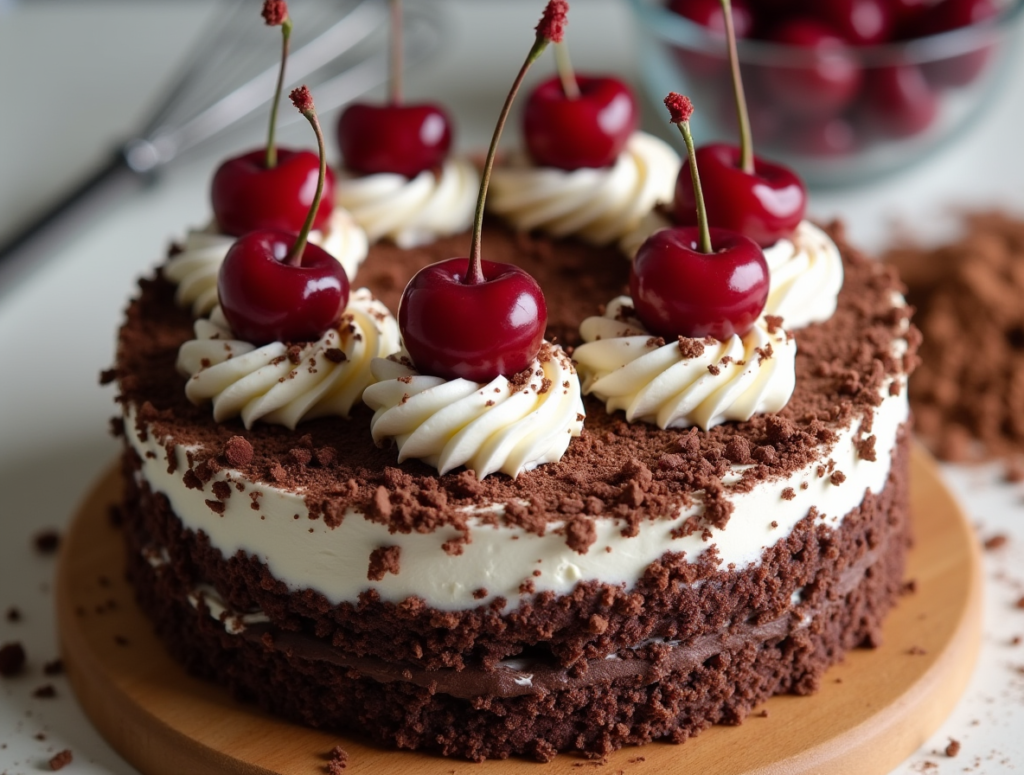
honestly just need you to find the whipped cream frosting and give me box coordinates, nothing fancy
[362,343,585,479]
[163,209,370,317]
[619,220,844,330]
[176,288,400,429]
[572,297,796,431]
[335,156,479,248]
[488,132,680,246]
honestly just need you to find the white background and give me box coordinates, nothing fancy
[1,1,1024,773]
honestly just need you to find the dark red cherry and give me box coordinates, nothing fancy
[763,19,864,119]
[523,75,638,170]
[337,102,452,178]
[398,259,547,383]
[787,115,860,157]
[673,143,806,248]
[889,0,932,36]
[630,226,769,341]
[862,64,938,137]
[667,0,754,37]
[919,0,999,86]
[812,0,893,45]
[218,231,349,345]
[211,148,335,237]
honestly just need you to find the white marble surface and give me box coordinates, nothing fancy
[1,1,1024,773]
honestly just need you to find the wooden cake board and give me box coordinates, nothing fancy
[56,445,982,775]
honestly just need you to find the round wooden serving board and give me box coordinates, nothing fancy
[56,446,982,775]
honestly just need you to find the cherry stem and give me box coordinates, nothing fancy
[719,0,753,175]
[674,119,712,255]
[390,0,403,105]
[266,18,293,169]
[555,41,580,99]
[466,35,551,284]
[286,95,326,268]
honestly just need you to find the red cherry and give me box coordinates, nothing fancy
[218,231,349,345]
[211,148,335,237]
[673,143,806,248]
[337,102,452,178]
[862,64,938,137]
[919,0,998,86]
[812,0,894,45]
[523,75,638,170]
[889,0,932,36]
[630,227,769,341]
[787,115,860,157]
[763,19,864,119]
[398,259,547,383]
[667,0,755,37]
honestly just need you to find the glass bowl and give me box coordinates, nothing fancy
[627,0,1024,188]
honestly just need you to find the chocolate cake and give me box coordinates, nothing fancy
[108,217,919,761]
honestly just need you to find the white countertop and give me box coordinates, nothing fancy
[1,1,1024,773]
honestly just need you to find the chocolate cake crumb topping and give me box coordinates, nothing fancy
[115,221,913,545]
[0,642,26,677]
[367,546,401,581]
[983,534,1008,551]
[945,739,961,757]
[49,750,72,771]
[886,211,1024,460]
[830,471,846,486]
[32,684,56,698]
[327,744,349,772]
[781,488,795,501]
[43,659,64,676]
[677,337,705,359]
[5,606,20,623]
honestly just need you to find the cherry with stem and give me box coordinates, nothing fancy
[218,87,349,346]
[632,94,768,341]
[397,2,568,382]
[211,1,335,237]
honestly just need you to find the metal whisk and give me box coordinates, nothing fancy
[0,0,443,264]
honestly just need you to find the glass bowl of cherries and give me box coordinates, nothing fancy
[628,0,1024,187]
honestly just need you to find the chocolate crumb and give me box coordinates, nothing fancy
[5,606,21,623]
[325,348,347,364]
[945,739,961,757]
[32,684,56,699]
[781,487,795,501]
[367,546,401,581]
[983,534,1008,551]
[223,436,253,467]
[49,750,72,771]
[0,642,26,677]
[830,470,846,486]
[43,659,64,676]
[327,744,349,772]
[907,645,927,655]
[677,336,705,360]
[33,529,60,555]
[1016,596,1024,610]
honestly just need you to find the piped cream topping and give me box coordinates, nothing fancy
[620,219,844,330]
[163,209,369,317]
[335,156,479,248]
[573,297,796,431]
[362,343,585,479]
[176,288,400,429]
[488,132,680,246]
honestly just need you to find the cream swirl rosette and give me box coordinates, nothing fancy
[362,343,584,479]
[573,297,796,431]
[176,288,399,429]
[620,219,843,330]
[163,209,369,317]
[334,156,479,248]
[487,132,680,246]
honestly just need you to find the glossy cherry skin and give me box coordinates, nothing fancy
[523,75,638,170]
[863,64,938,137]
[211,148,336,237]
[763,19,864,119]
[673,143,807,248]
[337,102,452,178]
[812,0,893,45]
[218,230,350,345]
[398,259,547,383]
[920,0,999,87]
[630,227,769,341]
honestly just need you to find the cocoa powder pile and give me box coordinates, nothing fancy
[885,212,1024,461]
